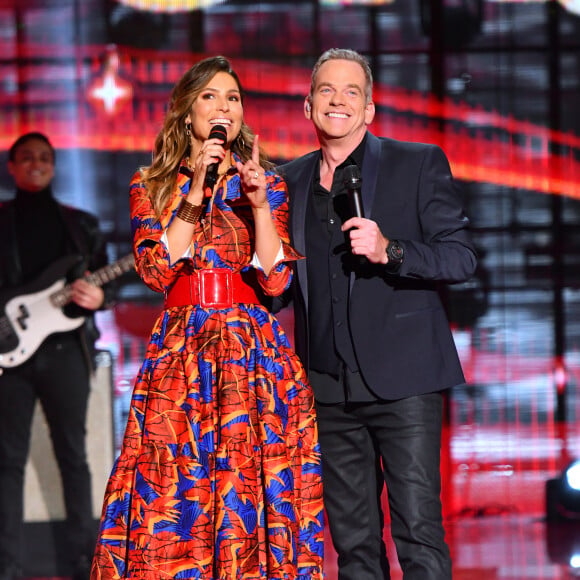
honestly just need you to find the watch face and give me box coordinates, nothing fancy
[388,241,404,262]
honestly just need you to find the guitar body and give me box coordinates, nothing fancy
[0,256,85,369]
[0,253,134,370]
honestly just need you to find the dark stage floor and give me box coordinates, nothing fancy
[20,420,580,580]
[19,514,580,580]
[20,305,580,580]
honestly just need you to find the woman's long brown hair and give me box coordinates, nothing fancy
[141,55,273,217]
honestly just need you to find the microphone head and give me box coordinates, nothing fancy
[208,124,227,144]
[343,164,361,189]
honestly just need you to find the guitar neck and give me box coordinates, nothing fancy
[52,254,134,308]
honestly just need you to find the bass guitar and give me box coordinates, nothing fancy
[0,253,134,370]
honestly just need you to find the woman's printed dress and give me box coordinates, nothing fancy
[91,157,325,579]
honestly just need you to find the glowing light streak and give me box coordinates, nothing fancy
[486,0,580,15]
[115,0,225,11]
[87,48,133,116]
[1,51,578,198]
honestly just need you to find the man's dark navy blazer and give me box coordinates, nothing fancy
[279,131,478,401]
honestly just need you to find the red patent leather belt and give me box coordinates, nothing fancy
[165,269,260,309]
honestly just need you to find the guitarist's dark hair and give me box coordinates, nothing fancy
[9,132,55,163]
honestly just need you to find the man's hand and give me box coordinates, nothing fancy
[70,275,105,310]
[341,217,389,264]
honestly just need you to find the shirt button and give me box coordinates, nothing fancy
[329,218,335,225]
[336,321,343,327]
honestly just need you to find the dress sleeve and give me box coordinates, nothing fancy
[129,171,188,293]
[254,172,303,297]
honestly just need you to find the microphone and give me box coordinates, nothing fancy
[205,124,228,188]
[343,164,364,218]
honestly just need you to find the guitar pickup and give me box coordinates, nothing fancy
[16,304,30,330]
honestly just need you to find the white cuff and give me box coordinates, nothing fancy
[250,241,285,270]
[161,231,192,266]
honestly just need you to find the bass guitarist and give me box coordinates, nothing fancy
[0,132,114,580]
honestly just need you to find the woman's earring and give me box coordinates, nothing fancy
[186,123,191,137]
[236,134,246,150]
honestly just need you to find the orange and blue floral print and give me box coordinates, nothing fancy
[91,158,324,579]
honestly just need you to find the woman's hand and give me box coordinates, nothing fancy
[236,135,268,210]
[236,135,280,274]
[188,132,227,202]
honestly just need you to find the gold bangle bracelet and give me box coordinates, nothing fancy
[176,199,202,224]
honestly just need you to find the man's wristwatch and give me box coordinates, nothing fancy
[386,239,404,266]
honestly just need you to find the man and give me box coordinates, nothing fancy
[0,133,112,580]
[278,49,477,579]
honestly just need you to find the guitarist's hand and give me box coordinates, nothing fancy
[71,275,105,311]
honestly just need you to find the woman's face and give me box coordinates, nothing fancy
[186,71,243,150]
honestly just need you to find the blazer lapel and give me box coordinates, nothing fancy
[361,132,382,221]
[348,133,382,291]
[291,151,320,312]
[292,151,319,256]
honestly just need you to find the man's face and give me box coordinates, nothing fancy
[8,138,55,192]
[307,59,375,145]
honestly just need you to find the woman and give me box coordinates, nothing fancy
[91,56,324,579]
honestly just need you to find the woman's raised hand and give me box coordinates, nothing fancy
[236,135,268,210]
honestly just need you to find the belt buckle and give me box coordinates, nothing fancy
[198,269,233,308]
